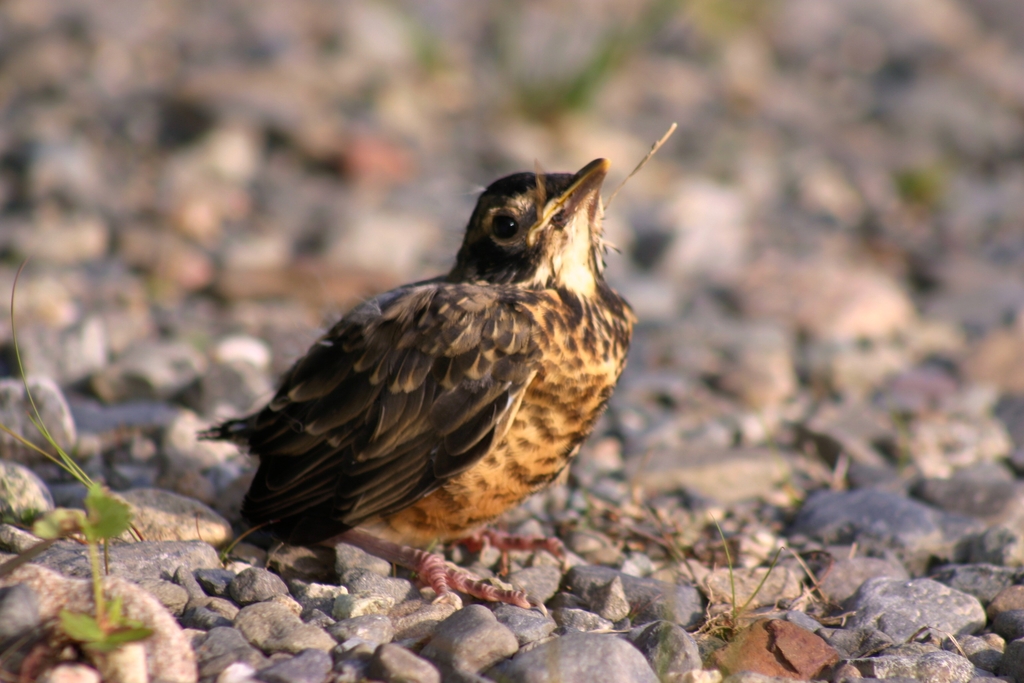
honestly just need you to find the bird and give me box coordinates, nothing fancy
[205,158,634,608]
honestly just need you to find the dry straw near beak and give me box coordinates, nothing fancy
[604,121,678,209]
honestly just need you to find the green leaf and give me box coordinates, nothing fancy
[83,485,132,541]
[60,610,106,643]
[83,626,154,652]
[33,509,84,539]
[105,595,124,625]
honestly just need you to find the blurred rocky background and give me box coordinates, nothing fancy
[3,0,1024,681]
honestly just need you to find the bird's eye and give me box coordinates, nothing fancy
[492,214,519,239]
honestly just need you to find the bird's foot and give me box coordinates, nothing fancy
[329,528,532,609]
[456,528,565,558]
[413,549,531,609]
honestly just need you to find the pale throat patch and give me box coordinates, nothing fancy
[531,205,600,296]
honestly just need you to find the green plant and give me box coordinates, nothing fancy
[686,0,773,41]
[701,515,782,640]
[0,262,151,652]
[894,165,947,209]
[497,0,685,121]
[0,264,96,490]
[32,487,152,652]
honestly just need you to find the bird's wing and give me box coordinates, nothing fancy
[238,282,541,542]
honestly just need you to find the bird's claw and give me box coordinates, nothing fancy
[528,596,549,617]
[414,548,531,609]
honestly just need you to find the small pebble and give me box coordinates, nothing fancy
[254,648,332,683]
[229,567,289,605]
[420,604,519,673]
[368,643,441,683]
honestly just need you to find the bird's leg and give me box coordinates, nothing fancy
[329,528,532,609]
[456,528,566,558]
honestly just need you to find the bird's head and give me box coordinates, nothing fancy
[449,158,611,295]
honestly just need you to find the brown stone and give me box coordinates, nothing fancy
[713,618,839,680]
[987,584,1024,621]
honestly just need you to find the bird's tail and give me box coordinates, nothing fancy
[198,417,254,443]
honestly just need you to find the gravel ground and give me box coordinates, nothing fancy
[2,1,1024,682]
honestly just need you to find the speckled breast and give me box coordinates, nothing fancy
[380,285,633,546]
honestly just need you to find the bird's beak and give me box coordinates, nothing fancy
[527,158,610,247]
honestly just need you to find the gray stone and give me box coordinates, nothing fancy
[703,566,803,610]
[390,599,461,642]
[994,609,1024,642]
[288,579,347,614]
[970,525,1024,566]
[0,524,43,553]
[507,566,562,605]
[0,378,77,465]
[489,603,557,646]
[590,575,631,622]
[0,584,40,641]
[779,610,822,634]
[916,651,976,683]
[819,556,909,605]
[998,637,1024,681]
[68,398,178,434]
[255,648,332,683]
[565,529,622,565]
[368,643,441,683]
[17,316,108,385]
[626,446,794,505]
[267,544,336,584]
[339,568,417,603]
[212,335,272,370]
[631,620,701,681]
[194,360,273,420]
[931,564,1022,604]
[420,604,519,673]
[234,600,335,654]
[335,542,392,578]
[173,564,208,603]
[117,488,233,546]
[333,636,377,661]
[548,592,588,611]
[552,607,614,633]
[824,627,896,659]
[986,584,1024,620]
[195,567,236,597]
[0,564,196,683]
[332,593,395,620]
[846,578,985,642]
[564,565,704,628]
[493,631,658,683]
[329,614,394,645]
[34,539,220,581]
[952,633,1004,672]
[161,409,239,474]
[230,567,289,605]
[36,662,104,683]
[195,626,269,679]
[47,482,89,510]
[850,650,973,683]
[180,605,233,630]
[721,674,800,683]
[914,474,1019,522]
[135,578,189,616]
[301,608,335,628]
[202,597,241,621]
[90,340,206,402]
[791,489,982,572]
[0,461,54,522]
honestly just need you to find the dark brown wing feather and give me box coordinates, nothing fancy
[226,283,540,545]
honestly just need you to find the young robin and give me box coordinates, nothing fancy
[206,159,634,608]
